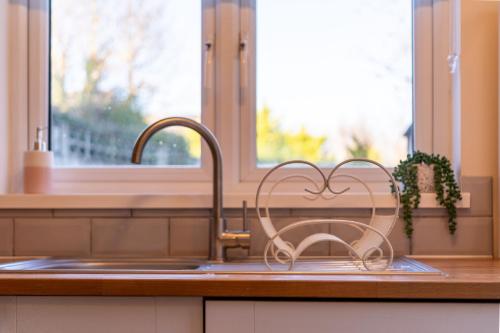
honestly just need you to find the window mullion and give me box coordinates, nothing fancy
[214,0,242,191]
[238,0,256,185]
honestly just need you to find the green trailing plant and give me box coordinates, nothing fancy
[392,151,462,239]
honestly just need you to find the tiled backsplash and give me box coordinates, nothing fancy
[0,177,492,258]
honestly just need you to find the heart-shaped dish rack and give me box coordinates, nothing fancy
[255,158,400,272]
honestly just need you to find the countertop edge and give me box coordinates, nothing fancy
[0,276,497,300]
[0,259,497,300]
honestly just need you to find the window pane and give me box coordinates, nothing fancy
[256,0,413,167]
[51,0,201,166]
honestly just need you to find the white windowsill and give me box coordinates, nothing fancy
[0,192,471,209]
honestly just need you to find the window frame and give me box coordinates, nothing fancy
[24,0,217,193]
[7,0,461,195]
[238,0,460,183]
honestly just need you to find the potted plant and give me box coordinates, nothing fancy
[392,151,462,239]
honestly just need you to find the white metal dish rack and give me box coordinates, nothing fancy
[255,158,401,272]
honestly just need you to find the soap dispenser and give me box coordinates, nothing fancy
[24,127,53,193]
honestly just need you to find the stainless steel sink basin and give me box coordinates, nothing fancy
[202,257,442,275]
[0,258,202,273]
[0,257,442,275]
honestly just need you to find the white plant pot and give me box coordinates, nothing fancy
[416,164,435,193]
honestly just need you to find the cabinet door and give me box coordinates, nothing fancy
[206,301,499,333]
[205,301,254,333]
[156,297,203,333]
[0,297,16,333]
[13,296,202,333]
[255,301,499,333]
[17,297,156,333]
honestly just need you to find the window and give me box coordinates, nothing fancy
[51,0,202,167]
[255,1,413,167]
[10,0,458,195]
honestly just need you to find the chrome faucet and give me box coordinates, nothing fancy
[131,117,250,262]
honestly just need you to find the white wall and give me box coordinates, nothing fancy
[460,0,499,256]
[461,0,498,178]
[0,0,8,193]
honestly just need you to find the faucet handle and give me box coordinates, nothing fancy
[242,200,249,232]
[219,200,251,254]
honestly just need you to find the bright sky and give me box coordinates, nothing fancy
[53,0,412,166]
[257,0,413,165]
[52,0,201,120]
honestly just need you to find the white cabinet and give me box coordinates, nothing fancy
[206,300,499,333]
[3,297,499,332]
[205,301,255,333]
[0,297,202,333]
[0,297,16,333]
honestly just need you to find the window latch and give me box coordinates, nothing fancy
[204,39,214,89]
[240,35,249,88]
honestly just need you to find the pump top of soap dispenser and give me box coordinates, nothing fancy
[33,127,47,151]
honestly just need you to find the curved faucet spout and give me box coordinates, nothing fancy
[131,117,222,169]
[131,117,224,261]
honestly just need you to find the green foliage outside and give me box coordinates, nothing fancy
[347,134,380,161]
[256,106,334,165]
[256,106,383,166]
[52,1,385,168]
[55,49,349,167]
[54,50,380,167]
[52,52,195,166]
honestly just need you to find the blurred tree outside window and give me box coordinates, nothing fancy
[256,0,413,167]
[51,0,201,166]
[51,0,413,169]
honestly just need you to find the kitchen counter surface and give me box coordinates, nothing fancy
[0,259,499,300]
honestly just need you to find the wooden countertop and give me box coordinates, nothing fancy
[0,259,499,300]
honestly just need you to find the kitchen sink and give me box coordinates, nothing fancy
[0,258,202,272]
[202,257,442,275]
[0,257,442,275]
